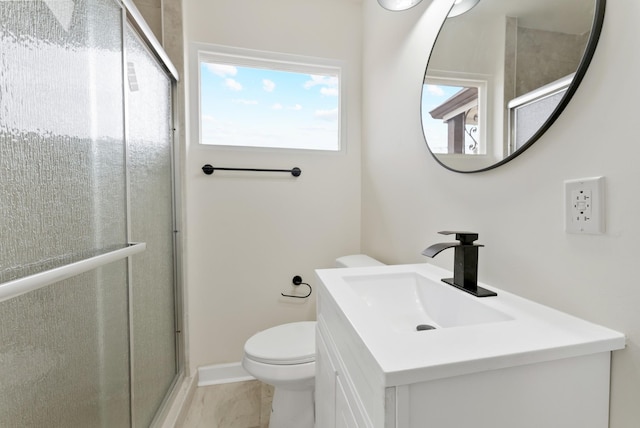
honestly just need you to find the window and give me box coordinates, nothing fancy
[422,76,487,155]
[194,45,344,151]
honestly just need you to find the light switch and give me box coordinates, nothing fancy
[565,177,605,234]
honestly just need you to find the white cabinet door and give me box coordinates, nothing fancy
[316,329,337,427]
[335,376,359,428]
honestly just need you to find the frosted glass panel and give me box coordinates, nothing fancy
[511,90,567,152]
[0,261,130,427]
[0,0,126,283]
[0,1,179,426]
[125,25,177,427]
[0,0,131,426]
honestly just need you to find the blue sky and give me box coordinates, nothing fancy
[200,62,340,150]
[421,83,463,154]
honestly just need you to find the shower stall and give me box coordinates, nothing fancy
[0,0,183,426]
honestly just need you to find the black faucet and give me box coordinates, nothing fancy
[421,231,496,297]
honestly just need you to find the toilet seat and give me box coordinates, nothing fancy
[244,321,316,365]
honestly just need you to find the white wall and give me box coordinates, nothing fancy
[362,0,640,426]
[182,0,362,370]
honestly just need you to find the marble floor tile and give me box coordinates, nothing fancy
[180,380,273,428]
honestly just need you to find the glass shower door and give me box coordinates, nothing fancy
[0,0,180,426]
[0,0,131,426]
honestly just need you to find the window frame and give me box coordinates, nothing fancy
[191,43,346,153]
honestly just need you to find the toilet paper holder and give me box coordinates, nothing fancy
[281,275,312,299]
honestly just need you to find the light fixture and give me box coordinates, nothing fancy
[377,0,423,12]
[447,0,480,17]
[377,0,480,14]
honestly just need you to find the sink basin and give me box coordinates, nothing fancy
[345,272,512,332]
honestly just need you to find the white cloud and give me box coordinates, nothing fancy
[225,78,243,91]
[288,104,303,111]
[315,107,338,122]
[263,79,275,92]
[426,85,445,96]
[320,87,339,97]
[272,103,283,110]
[304,74,339,96]
[305,74,338,89]
[233,99,258,105]
[204,63,238,77]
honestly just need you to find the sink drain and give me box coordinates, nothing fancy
[416,324,436,331]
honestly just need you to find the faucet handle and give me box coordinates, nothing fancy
[438,231,479,245]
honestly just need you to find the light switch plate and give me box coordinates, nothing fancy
[564,176,605,234]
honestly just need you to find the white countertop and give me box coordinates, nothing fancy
[316,263,626,386]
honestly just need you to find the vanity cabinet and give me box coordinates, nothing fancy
[316,291,391,427]
[316,316,371,427]
[315,265,622,428]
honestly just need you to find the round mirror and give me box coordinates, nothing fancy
[421,0,605,173]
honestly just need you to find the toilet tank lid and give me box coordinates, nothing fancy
[335,254,385,268]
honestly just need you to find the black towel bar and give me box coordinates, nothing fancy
[202,164,301,177]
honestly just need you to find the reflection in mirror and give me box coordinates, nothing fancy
[422,77,485,155]
[421,0,604,173]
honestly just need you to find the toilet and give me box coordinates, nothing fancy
[241,254,384,428]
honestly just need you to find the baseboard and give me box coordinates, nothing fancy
[198,362,255,386]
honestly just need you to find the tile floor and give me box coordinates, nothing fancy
[180,380,274,428]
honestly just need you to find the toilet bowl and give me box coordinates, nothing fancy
[242,321,316,428]
[241,255,384,428]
